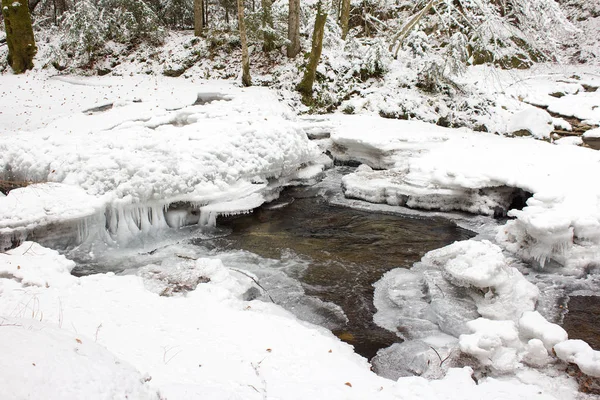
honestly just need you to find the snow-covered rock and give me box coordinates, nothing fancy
[330,114,600,270]
[0,76,321,247]
[555,340,600,377]
[508,108,554,139]
[583,127,600,150]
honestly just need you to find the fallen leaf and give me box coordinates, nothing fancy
[328,349,332,353]
[266,348,272,353]
[75,338,82,344]
[345,382,352,388]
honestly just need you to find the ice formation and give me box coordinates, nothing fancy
[330,114,600,270]
[0,79,321,249]
[373,240,592,378]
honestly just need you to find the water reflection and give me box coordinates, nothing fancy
[206,192,474,359]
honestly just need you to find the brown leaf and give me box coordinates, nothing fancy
[344,382,352,388]
[75,338,82,344]
[266,348,272,353]
[17,265,21,270]
[328,349,332,353]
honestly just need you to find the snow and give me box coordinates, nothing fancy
[519,311,568,351]
[1,241,577,399]
[0,317,161,400]
[508,107,554,139]
[555,136,583,146]
[0,74,321,246]
[555,340,600,377]
[330,114,600,269]
[1,66,599,399]
[372,238,592,385]
[583,127,600,139]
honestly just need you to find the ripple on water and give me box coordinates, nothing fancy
[208,193,475,360]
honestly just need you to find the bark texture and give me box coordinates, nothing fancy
[340,0,350,39]
[237,0,252,86]
[286,0,300,58]
[297,1,327,98]
[194,0,205,36]
[2,0,37,73]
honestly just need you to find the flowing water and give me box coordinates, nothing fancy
[202,185,475,359]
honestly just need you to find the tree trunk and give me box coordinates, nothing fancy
[389,0,436,58]
[340,0,350,39]
[261,0,275,52]
[194,0,205,36]
[237,0,251,86]
[204,0,208,28]
[2,0,37,74]
[28,0,42,14]
[286,0,300,58]
[297,0,327,98]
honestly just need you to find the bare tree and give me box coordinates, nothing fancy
[2,0,37,73]
[237,0,251,86]
[340,0,350,39]
[194,0,205,36]
[297,0,327,98]
[287,0,300,58]
[389,0,436,58]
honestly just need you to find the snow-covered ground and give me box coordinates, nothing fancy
[1,68,600,399]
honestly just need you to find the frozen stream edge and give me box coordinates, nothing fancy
[1,75,599,399]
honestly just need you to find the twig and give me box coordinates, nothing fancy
[95,323,103,342]
[162,345,182,365]
[21,242,35,255]
[228,267,275,303]
[430,346,452,367]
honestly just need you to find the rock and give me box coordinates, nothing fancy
[583,128,600,150]
[508,108,554,139]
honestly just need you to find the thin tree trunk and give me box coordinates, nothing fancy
[297,0,327,98]
[237,0,251,86]
[2,0,37,73]
[194,0,205,36]
[204,0,208,28]
[340,0,350,39]
[287,0,300,58]
[28,0,42,14]
[389,0,436,58]
[261,0,275,52]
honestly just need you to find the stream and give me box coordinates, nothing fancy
[55,167,600,362]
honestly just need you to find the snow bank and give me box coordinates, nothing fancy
[0,75,321,246]
[0,241,581,399]
[331,114,600,270]
[0,318,161,400]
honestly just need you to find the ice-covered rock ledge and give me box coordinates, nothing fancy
[372,239,596,395]
[329,115,600,270]
[0,77,322,249]
[0,242,583,399]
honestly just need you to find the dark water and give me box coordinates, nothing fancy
[563,296,600,350]
[206,189,474,359]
